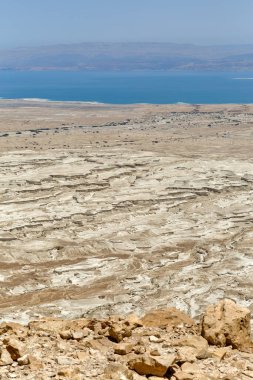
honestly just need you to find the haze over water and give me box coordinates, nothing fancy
[1,71,253,104]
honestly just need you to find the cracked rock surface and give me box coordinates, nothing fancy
[0,101,252,325]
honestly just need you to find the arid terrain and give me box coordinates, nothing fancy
[0,100,253,378]
[0,100,252,324]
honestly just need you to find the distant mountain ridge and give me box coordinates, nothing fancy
[1,42,253,71]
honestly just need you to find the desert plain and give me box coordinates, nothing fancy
[0,100,252,323]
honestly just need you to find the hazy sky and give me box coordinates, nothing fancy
[1,0,253,48]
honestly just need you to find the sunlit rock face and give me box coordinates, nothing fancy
[0,300,252,379]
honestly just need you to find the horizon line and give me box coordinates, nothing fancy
[2,41,253,50]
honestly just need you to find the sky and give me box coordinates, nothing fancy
[1,0,253,48]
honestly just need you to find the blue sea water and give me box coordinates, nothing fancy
[0,70,253,104]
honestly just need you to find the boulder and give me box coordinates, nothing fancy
[108,323,132,343]
[0,322,28,338]
[141,308,195,329]
[176,346,199,363]
[176,336,209,359]
[124,314,143,328]
[128,353,176,376]
[71,330,84,340]
[104,363,135,379]
[60,330,72,340]
[29,318,88,335]
[3,337,26,360]
[114,343,133,355]
[201,299,253,351]
[208,347,227,362]
[17,354,29,365]
[108,315,142,343]
[28,354,43,371]
[28,319,69,335]
[0,348,13,366]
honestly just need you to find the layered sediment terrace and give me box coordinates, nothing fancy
[0,101,252,323]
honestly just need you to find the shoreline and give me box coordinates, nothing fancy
[1,98,253,105]
[1,98,253,112]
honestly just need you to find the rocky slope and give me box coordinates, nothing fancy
[0,299,252,379]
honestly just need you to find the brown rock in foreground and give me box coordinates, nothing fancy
[128,353,176,376]
[201,299,253,351]
[141,308,195,329]
[0,299,252,379]
[3,337,26,361]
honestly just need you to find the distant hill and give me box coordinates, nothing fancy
[1,42,253,71]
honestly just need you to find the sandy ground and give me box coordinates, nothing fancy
[0,100,252,323]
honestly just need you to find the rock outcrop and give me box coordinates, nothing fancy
[0,299,252,379]
[141,308,195,329]
[201,299,253,351]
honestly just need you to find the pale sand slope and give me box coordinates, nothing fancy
[0,100,252,323]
